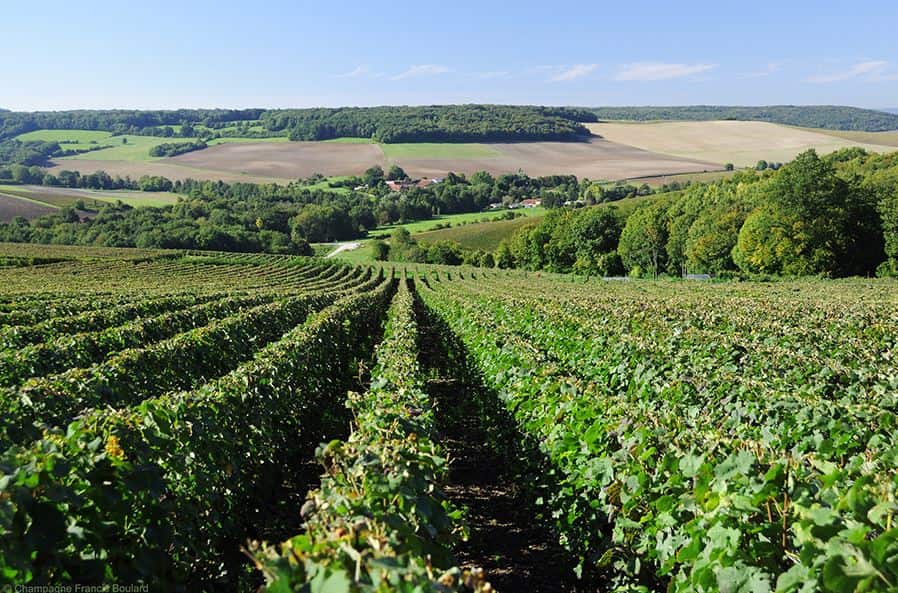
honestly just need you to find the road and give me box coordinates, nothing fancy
[324,241,361,258]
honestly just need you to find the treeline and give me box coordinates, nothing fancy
[498,148,898,278]
[261,105,596,142]
[0,140,59,166]
[0,109,264,141]
[373,227,496,268]
[0,165,169,192]
[589,105,898,132]
[0,167,590,254]
[149,140,208,157]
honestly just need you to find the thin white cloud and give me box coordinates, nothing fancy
[742,62,781,79]
[615,62,717,81]
[336,66,369,78]
[807,60,892,83]
[477,71,511,80]
[550,64,598,82]
[390,64,450,80]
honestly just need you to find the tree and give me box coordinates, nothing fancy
[732,150,877,276]
[292,237,314,256]
[495,241,514,268]
[364,166,385,186]
[386,165,407,181]
[686,203,751,273]
[289,204,355,243]
[426,240,463,265]
[871,165,898,275]
[371,240,389,261]
[470,170,495,185]
[732,207,801,274]
[618,201,670,277]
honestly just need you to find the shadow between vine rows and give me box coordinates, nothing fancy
[413,288,600,593]
[224,303,389,593]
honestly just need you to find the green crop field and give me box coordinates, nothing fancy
[321,137,503,159]
[379,142,502,159]
[0,243,894,592]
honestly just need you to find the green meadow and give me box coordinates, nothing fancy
[15,129,288,162]
[379,142,501,159]
[323,137,501,159]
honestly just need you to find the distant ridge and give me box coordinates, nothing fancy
[588,105,898,132]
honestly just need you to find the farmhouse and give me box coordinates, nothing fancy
[509,198,542,209]
[385,180,415,191]
[385,177,443,192]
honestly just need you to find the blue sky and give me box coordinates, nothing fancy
[1,0,896,110]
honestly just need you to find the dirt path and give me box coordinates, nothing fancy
[415,294,592,592]
[324,241,361,258]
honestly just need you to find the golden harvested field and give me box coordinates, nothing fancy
[804,127,898,147]
[49,137,720,183]
[587,121,898,167]
[394,138,720,180]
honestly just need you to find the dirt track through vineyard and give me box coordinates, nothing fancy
[416,296,589,593]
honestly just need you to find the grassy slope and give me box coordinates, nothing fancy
[207,136,289,145]
[322,137,500,159]
[16,129,113,144]
[323,137,376,144]
[369,207,546,239]
[414,216,541,251]
[616,169,737,187]
[336,195,665,263]
[0,190,60,209]
[330,208,546,263]
[15,129,288,162]
[412,196,663,251]
[0,184,179,209]
[380,143,501,159]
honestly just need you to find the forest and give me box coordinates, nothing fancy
[589,105,898,131]
[148,140,208,157]
[260,105,597,142]
[0,105,597,148]
[0,109,264,141]
[497,148,898,278]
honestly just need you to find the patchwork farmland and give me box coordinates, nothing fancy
[47,134,722,182]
